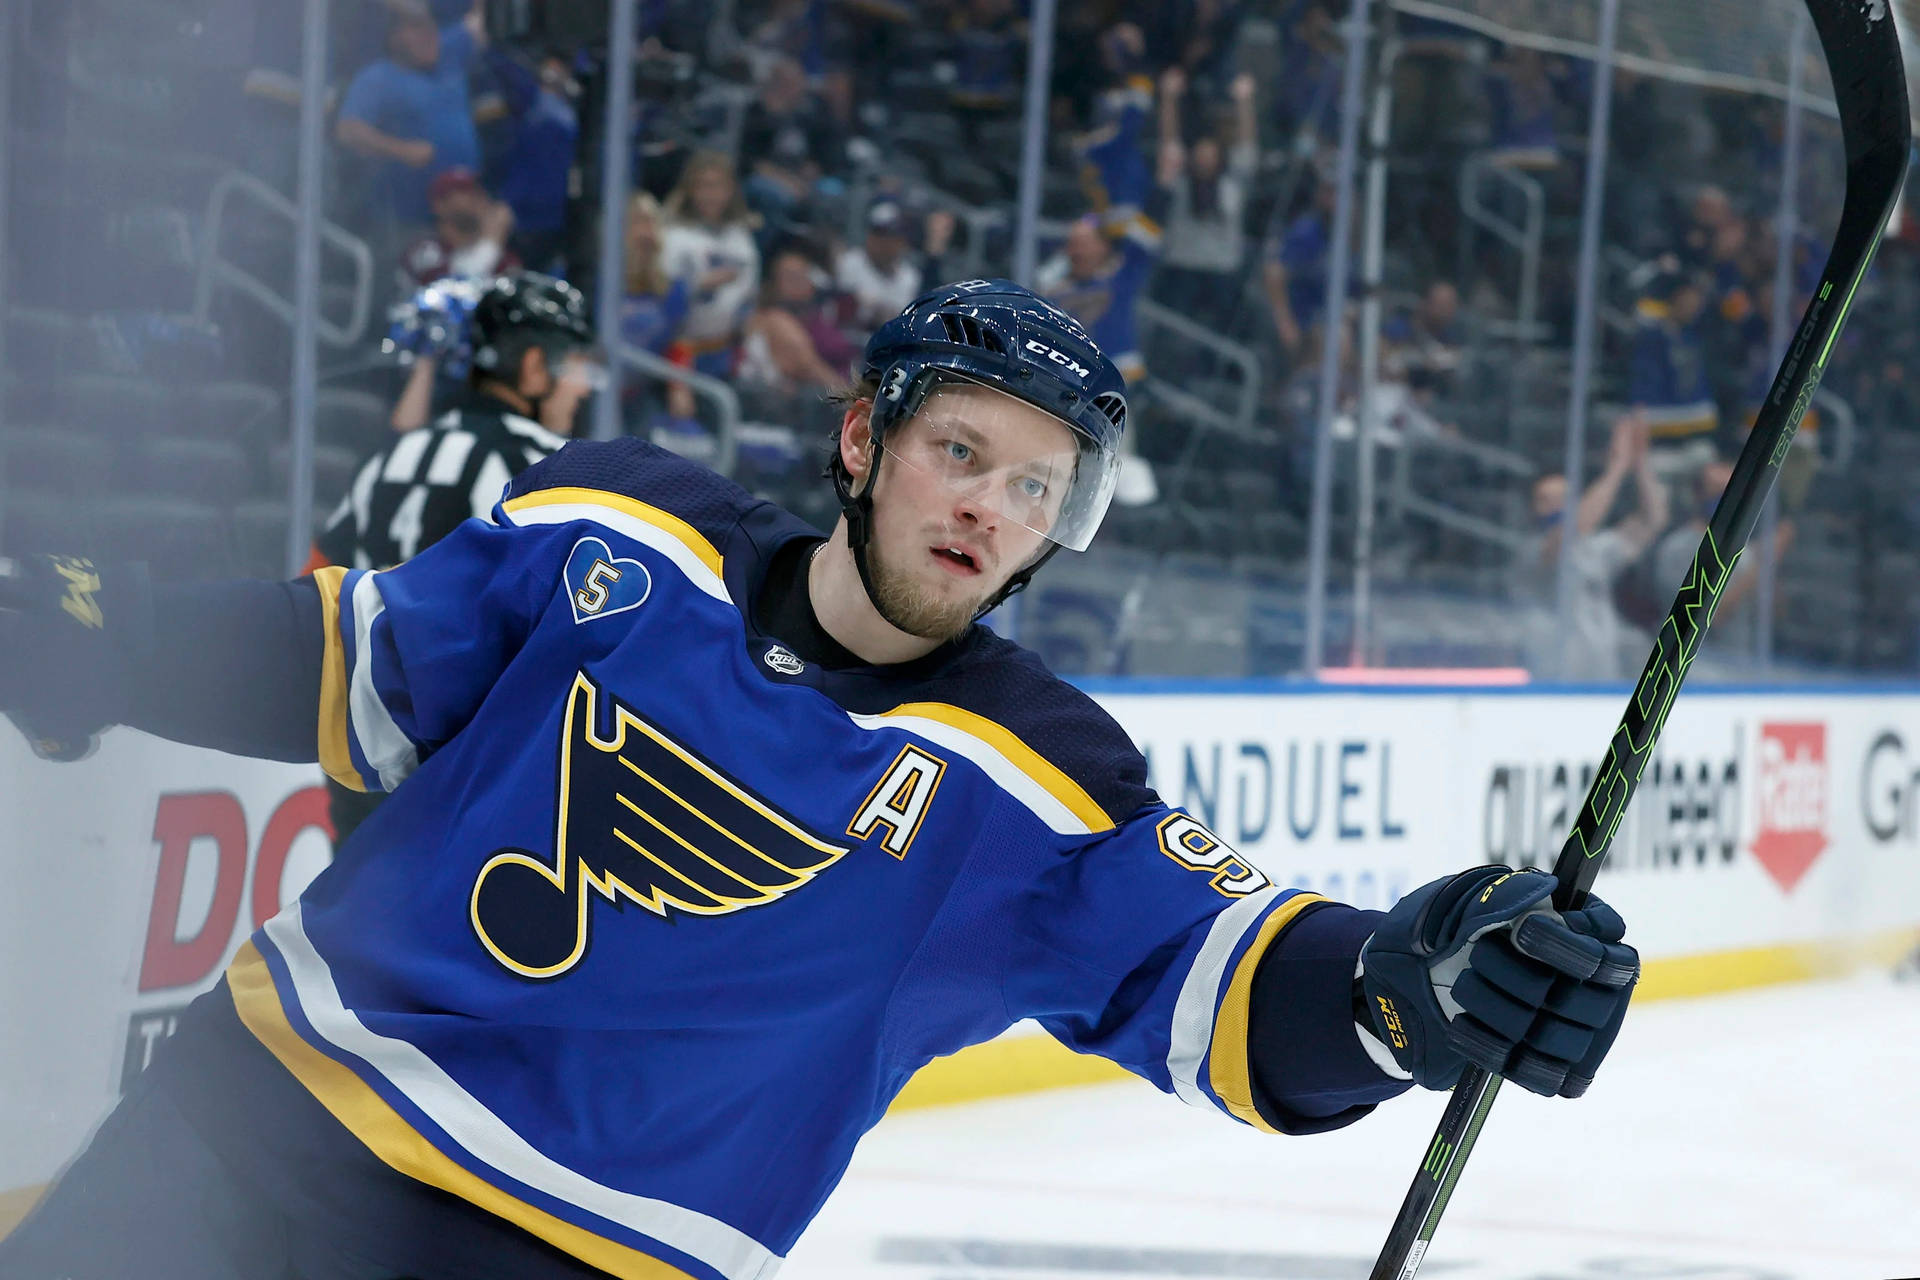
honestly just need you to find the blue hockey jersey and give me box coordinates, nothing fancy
[226,441,1333,1280]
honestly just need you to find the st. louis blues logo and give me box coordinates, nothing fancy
[564,536,650,624]
[470,672,850,979]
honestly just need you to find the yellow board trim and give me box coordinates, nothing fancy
[875,702,1114,833]
[311,566,364,792]
[503,487,724,580]
[225,943,695,1280]
[1207,893,1330,1133]
[0,1183,42,1242]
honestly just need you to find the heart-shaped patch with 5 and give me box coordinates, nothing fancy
[563,536,651,625]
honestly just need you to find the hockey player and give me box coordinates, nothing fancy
[0,280,1638,1280]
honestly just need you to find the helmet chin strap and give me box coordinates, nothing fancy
[831,446,922,635]
[830,446,1061,635]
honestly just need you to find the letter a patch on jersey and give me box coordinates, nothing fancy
[847,745,947,859]
[563,536,650,624]
[470,672,850,979]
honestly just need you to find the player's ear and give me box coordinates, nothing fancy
[839,399,875,483]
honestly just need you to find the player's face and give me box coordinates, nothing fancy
[852,384,1074,639]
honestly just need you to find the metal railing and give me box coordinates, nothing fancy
[613,342,742,477]
[1386,427,1537,552]
[1135,299,1262,439]
[1457,151,1545,341]
[192,169,372,349]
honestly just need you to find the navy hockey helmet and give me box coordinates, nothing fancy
[832,278,1130,625]
[470,271,595,381]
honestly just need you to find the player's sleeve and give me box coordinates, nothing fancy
[312,509,564,794]
[1003,805,1406,1135]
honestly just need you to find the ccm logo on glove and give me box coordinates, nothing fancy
[1357,866,1639,1098]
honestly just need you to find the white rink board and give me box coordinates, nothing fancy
[1096,684,1920,955]
[5,684,1920,1196]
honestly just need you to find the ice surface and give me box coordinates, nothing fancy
[786,974,1920,1280]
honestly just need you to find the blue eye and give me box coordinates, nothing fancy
[944,440,973,463]
[1017,476,1047,500]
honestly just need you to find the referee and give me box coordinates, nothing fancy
[315,271,596,837]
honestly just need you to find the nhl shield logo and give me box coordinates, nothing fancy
[763,645,805,675]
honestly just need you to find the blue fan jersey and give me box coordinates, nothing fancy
[229,441,1330,1280]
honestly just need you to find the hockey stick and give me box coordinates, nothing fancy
[1367,4,1910,1277]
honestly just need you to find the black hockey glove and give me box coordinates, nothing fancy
[0,554,152,761]
[1357,866,1638,1098]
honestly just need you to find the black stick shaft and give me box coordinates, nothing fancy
[1367,5,1908,1276]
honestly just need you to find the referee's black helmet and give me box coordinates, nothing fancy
[470,272,595,383]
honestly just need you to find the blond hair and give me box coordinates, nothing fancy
[623,191,669,297]
[662,151,754,229]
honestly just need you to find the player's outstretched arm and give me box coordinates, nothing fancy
[0,553,326,763]
[1354,866,1639,1098]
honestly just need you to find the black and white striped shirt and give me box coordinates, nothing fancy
[317,395,571,571]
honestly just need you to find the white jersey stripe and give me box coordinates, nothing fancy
[261,906,782,1280]
[505,499,731,603]
[845,711,1091,836]
[1165,885,1282,1112]
[347,574,421,792]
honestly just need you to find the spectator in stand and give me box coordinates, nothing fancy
[1153,68,1258,335]
[661,151,762,381]
[335,1,486,235]
[835,200,956,336]
[1522,413,1671,681]
[621,192,692,360]
[739,56,846,244]
[1273,0,1342,145]
[1649,454,1793,665]
[1383,279,1465,403]
[1037,215,1157,505]
[1701,215,1760,423]
[739,246,863,396]
[1038,215,1154,387]
[1263,175,1338,366]
[947,0,1026,111]
[1144,0,1247,90]
[748,0,862,124]
[1629,268,1718,460]
[1677,185,1736,272]
[487,51,579,273]
[1483,45,1567,171]
[399,168,520,291]
[1075,23,1157,246]
[619,191,700,431]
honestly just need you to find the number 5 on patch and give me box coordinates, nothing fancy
[575,560,621,616]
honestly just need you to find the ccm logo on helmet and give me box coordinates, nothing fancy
[1024,339,1090,380]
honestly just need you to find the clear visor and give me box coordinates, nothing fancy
[875,377,1120,553]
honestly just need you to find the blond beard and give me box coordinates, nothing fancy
[864,538,984,641]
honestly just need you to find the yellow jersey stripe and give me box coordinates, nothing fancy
[312,566,364,792]
[1206,892,1329,1133]
[226,943,697,1280]
[874,702,1115,833]
[503,488,724,579]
